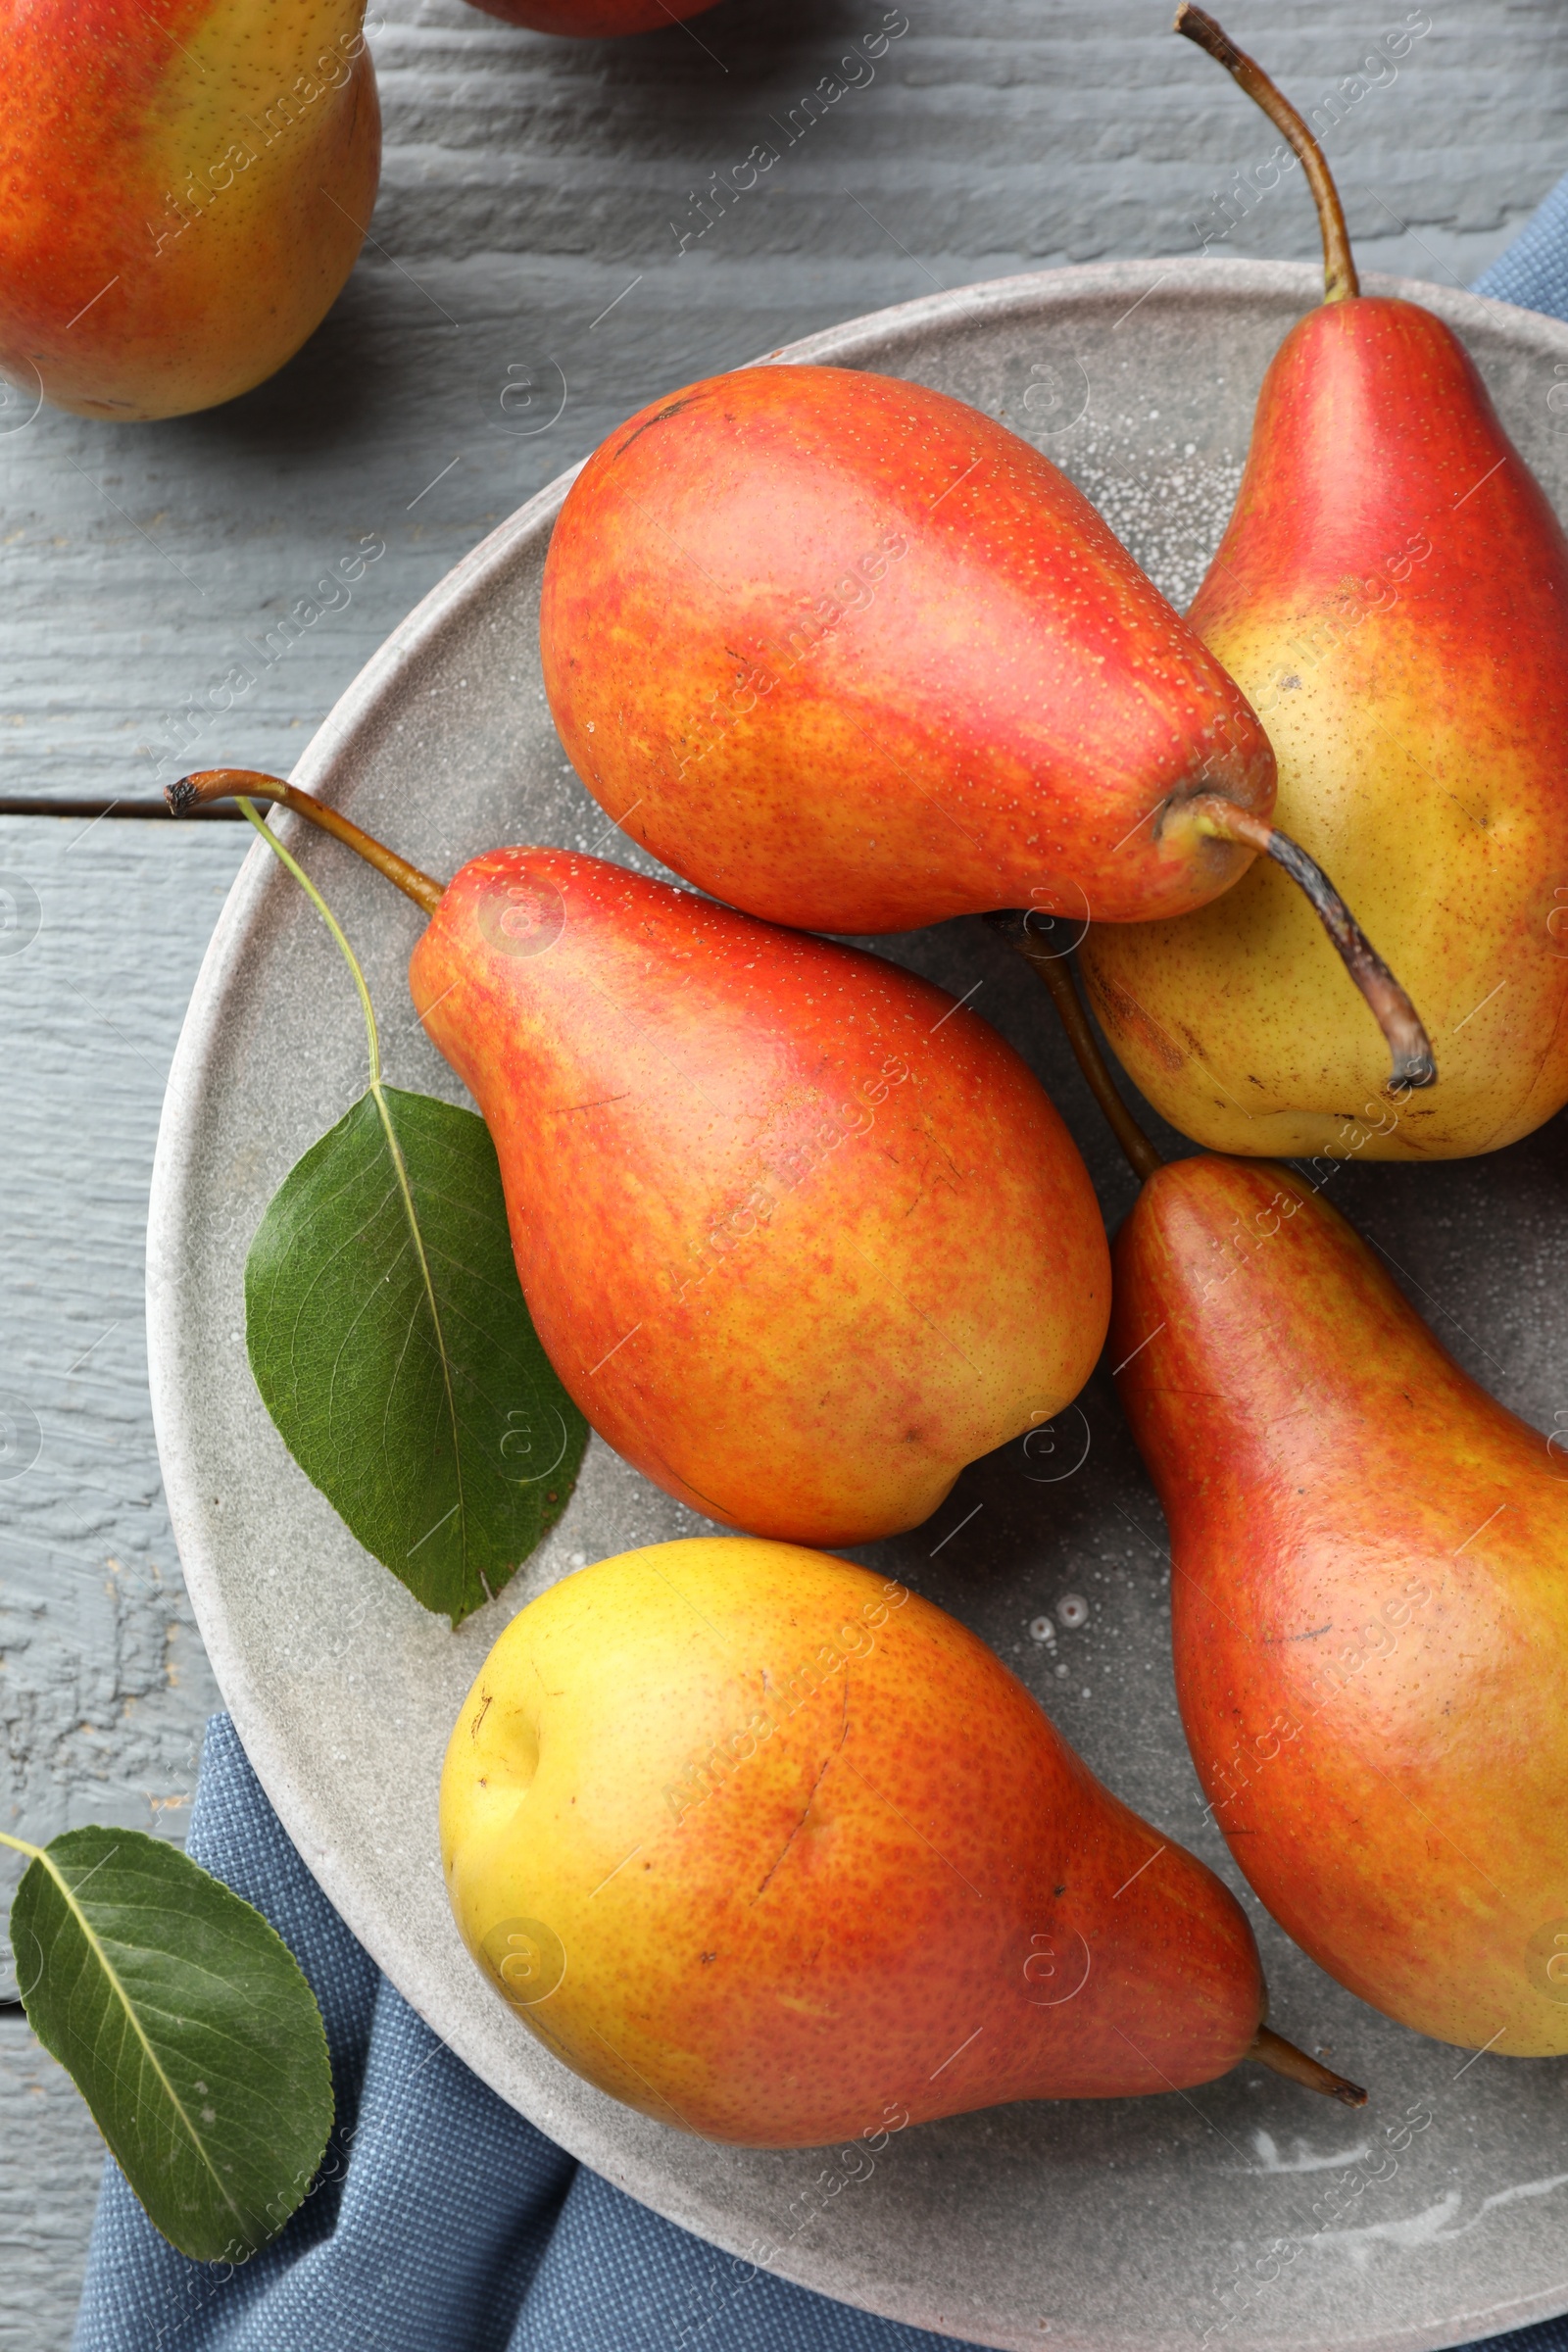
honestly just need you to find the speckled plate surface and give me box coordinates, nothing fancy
[147,259,1568,2352]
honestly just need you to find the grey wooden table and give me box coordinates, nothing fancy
[2,3,1564,2343]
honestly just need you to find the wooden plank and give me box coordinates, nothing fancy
[0,2015,104,2352]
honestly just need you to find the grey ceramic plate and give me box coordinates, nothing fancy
[148,259,1568,2352]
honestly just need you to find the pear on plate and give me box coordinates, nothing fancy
[441,1538,1362,2144]
[1081,6,1568,1158]
[408,844,1111,1544]
[172,771,1111,1546]
[1112,1151,1568,2054]
[540,362,1276,939]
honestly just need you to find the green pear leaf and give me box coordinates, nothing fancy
[246,1084,587,1625]
[8,1827,331,2264]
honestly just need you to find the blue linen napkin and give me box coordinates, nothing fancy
[1473,169,1568,314]
[73,195,1568,2352]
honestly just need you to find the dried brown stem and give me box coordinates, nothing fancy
[1249,2024,1368,2107]
[987,915,1164,1183]
[168,769,447,915]
[1179,796,1437,1093]
[1175,4,1360,304]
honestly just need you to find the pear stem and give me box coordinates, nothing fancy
[1175,5,1360,304]
[1179,796,1437,1093]
[1249,2024,1368,2108]
[986,915,1165,1183]
[167,768,448,915]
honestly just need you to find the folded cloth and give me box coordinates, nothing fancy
[1473,168,1568,318]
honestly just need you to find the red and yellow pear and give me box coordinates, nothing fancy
[172,770,1110,1545]
[1081,7,1568,1158]
[539,353,1435,1091]
[541,363,1277,937]
[1112,1152,1568,2054]
[1010,930,1568,2058]
[0,0,379,421]
[441,1538,1361,2143]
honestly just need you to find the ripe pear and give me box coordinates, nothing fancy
[407,848,1110,1544]
[1080,8,1568,1159]
[171,771,1110,1544]
[441,1538,1358,2145]
[1112,1152,1568,2055]
[0,0,379,421]
[540,362,1278,935]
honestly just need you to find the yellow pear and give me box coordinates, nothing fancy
[440,1538,1363,2147]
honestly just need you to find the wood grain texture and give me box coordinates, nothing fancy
[1,0,1564,2337]
[0,2014,104,2352]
